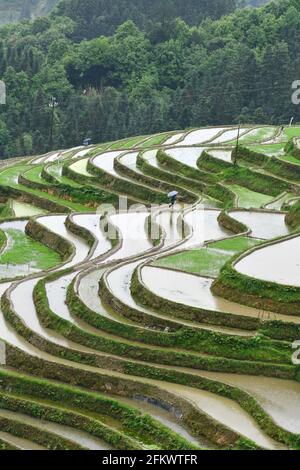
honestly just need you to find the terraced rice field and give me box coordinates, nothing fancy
[1,125,300,451]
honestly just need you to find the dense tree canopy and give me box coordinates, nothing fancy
[0,0,298,158]
[52,0,236,40]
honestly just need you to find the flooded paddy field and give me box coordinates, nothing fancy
[0,125,300,451]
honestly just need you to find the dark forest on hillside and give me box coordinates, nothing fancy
[0,0,298,158]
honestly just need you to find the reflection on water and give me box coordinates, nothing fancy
[176,128,226,146]
[236,236,300,286]
[0,409,110,450]
[141,266,300,324]
[230,211,290,239]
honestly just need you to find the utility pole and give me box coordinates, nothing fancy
[233,123,241,166]
[49,96,58,150]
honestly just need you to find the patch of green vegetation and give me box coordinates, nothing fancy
[0,229,7,252]
[238,127,276,144]
[85,145,107,157]
[222,165,289,196]
[0,201,14,219]
[0,228,61,270]
[109,136,146,150]
[0,164,29,186]
[154,248,231,277]
[248,143,284,156]
[153,237,261,277]
[284,127,300,140]
[227,184,273,209]
[0,164,92,213]
[209,236,262,252]
[47,163,82,187]
[24,165,46,184]
[278,154,300,165]
[141,133,171,147]
[286,199,300,229]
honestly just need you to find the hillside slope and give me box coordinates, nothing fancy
[0,0,269,28]
[52,0,236,40]
[0,0,296,159]
[0,0,57,25]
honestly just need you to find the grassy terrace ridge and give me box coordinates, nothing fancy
[1,124,300,450]
[248,143,285,156]
[0,201,14,219]
[0,229,7,252]
[0,164,91,213]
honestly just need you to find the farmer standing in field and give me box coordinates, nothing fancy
[168,191,178,208]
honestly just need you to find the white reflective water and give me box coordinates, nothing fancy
[69,158,91,176]
[72,214,111,259]
[235,236,300,287]
[163,133,185,145]
[0,409,110,450]
[141,266,300,324]
[166,147,204,169]
[230,210,290,239]
[38,215,90,267]
[0,430,46,450]
[206,149,232,162]
[211,128,248,144]
[176,128,226,146]
[93,151,124,177]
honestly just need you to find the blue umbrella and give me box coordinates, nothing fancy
[168,191,178,198]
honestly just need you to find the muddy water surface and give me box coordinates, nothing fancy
[107,212,153,261]
[0,430,46,450]
[178,209,231,251]
[146,380,285,449]
[115,395,209,448]
[230,211,290,239]
[72,214,111,259]
[106,261,252,336]
[197,371,300,435]
[72,148,90,159]
[235,236,300,286]
[141,266,300,324]
[38,215,90,267]
[0,409,110,450]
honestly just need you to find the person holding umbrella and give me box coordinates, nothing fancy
[168,190,178,208]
